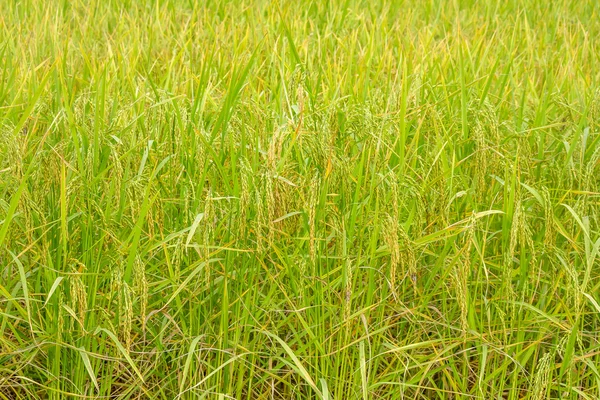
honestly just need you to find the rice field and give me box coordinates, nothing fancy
[1,0,600,398]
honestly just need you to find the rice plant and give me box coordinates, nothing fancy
[1,0,600,399]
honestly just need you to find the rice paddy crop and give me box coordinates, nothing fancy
[1,0,600,398]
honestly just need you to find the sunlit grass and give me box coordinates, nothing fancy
[1,0,600,398]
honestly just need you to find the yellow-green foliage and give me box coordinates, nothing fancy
[1,0,600,399]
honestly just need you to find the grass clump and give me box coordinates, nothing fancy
[1,0,600,398]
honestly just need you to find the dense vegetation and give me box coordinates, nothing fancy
[1,0,600,398]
